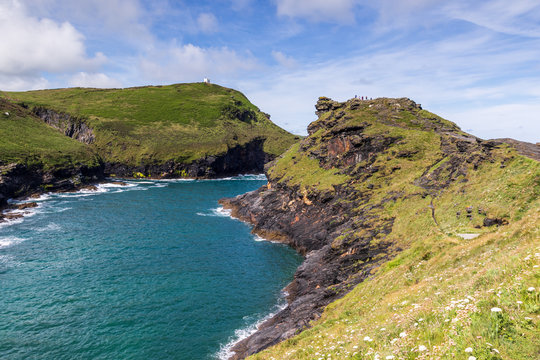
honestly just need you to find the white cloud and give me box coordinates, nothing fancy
[0,1,105,77]
[275,0,357,23]
[68,72,122,88]
[138,43,259,83]
[271,51,297,68]
[235,34,540,142]
[444,103,540,142]
[446,0,540,38]
[197,13,218,33]
[0,74,49,91]
[19,0,153,45]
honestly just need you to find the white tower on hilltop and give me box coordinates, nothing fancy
[203,77,210,84]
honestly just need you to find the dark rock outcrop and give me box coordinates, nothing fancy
[33,107,96,144]
[104,137,268,179]
[0,162,104,210]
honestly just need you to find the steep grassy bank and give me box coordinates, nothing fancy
[220,97,539,359]
[0,98,99,170]
[0,98,103,207]
[2,83,296,177]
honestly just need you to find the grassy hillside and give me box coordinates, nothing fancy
[0,98,98,170]
[249,97,539,359]
[1,83,296,166]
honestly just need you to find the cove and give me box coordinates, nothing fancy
[0,176,302,360]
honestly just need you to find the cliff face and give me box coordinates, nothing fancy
[219,97,540,359]
[104,137,268,178]
[33,107,96,144]
[0,162,104,208]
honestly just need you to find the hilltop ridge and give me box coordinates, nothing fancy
[0,83,297,213]
[220,96,539,359]
[1,83,297,178]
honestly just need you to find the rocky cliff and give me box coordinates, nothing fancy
[103,137,268,178]
[220,97,540,359]
[32,106,96,144]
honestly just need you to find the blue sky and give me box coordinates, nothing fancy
[1,0,539,142]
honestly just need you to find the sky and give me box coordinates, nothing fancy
[0,0,539,142]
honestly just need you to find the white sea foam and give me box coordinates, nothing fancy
[36,223,61,232]
[98,182,138,189]
[45,207,72,214]
[0,216,24,229]
[151,174,266,183]
[216,297,288,360]
[196,207,232,217]
[0,236,26,249]
[234,174,267,181]
[253,235,266,242]
[253,234,282,244]
[213,207,232,217]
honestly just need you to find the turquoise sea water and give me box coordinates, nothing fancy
[0,176,302,360]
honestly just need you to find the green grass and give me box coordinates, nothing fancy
[1,83,296,166]
[0,99,98,169]
[249,98,540,359]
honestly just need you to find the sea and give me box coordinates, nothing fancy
[0,175,302,360]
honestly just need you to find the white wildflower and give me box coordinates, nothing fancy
[468,357,477,360]
[492,348,500,354]
[527,287,535,292]
[465,347,473,353]
[418,345,427,351]
[491,307,502,313]
[385,356,395,360]
[399,331,407,338]
[364,336,373,342]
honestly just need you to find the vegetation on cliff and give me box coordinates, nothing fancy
[1,83,296,171]
[221,97,539,359]
[0,98,99,169]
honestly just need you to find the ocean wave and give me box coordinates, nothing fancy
[253,235,266,242]
[35,223,62,232]
[1,205,41,229]
[233,174,267,181]
[0,236,26,249]
[253,234,282,244]
[0,216,24,229]
[216,295,288,360]
[0,254,21,271]
[196,207,233,218]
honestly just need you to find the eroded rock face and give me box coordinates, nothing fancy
[103,137,268,178]
[33,107,96,144]
[0,162,104,208]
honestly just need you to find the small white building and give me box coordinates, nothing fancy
[203,78,210,84]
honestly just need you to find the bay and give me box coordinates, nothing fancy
[0,176,302,360]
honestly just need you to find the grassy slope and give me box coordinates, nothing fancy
[2,83,296,165]
[0,98,98,169]
[254,99,539,359]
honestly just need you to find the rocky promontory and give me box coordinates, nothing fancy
[220,96,540,359]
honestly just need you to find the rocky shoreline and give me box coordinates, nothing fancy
[0,136,274,221]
